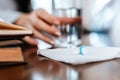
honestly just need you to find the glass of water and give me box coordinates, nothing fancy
[52,0,82,48]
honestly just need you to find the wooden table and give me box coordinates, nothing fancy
[0,33,120,80]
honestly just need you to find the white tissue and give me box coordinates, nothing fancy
[37,47,120,65]
[37,39,52,49]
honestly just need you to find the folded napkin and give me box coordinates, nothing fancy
[37,46,120,65]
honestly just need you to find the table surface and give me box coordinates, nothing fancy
[0,33,120,80]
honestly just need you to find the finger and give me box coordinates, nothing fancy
[58,17,81,25]
[23,36,38,46]
[33,18,61,37]
[33,28,55,45]
[36,9,60,26]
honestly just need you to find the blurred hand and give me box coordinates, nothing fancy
[58,16,81,25]
[15,9,61,46]
[14,9,81,46]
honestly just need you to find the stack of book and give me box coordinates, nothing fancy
[0,20,32,65]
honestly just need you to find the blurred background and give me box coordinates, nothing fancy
[31,0,82,13]
[31,0,53,14]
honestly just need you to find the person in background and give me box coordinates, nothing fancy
[0,0,79,46]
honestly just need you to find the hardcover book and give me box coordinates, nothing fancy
[0,47,25,66]
[0,20,32,39]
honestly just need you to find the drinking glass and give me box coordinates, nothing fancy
[52,0,82,48]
